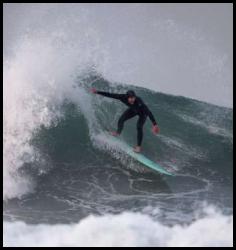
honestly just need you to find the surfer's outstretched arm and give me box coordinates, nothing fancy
[91,88,125,100]
[97,91,125,100]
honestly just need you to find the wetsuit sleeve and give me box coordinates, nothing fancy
[142,102,157,125]
[96,91,125,101]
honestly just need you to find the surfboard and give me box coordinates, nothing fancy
[105,133,174,176]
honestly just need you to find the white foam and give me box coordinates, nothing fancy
[3,207,233,247]
[3,29,105,199]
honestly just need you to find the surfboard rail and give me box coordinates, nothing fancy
[105,133,174,176]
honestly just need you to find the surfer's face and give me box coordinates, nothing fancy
[128,97,136,104]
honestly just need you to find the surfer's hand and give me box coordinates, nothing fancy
[152,124,159,134]
[90,88,97,94]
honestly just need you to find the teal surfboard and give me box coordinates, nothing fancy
[105,133,174,176]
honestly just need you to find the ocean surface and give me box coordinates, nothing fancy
[3,3,233,247]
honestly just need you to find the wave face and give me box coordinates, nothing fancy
[3,3,233,247]
[3,74,233,222]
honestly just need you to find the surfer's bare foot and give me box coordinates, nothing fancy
[133,146,141,153]
[110,131,119,137]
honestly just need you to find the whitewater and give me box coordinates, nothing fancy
[3,3,233,247]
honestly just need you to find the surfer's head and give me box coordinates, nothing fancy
[126,90,136,104]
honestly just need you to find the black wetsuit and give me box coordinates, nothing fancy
[97,91,157,146]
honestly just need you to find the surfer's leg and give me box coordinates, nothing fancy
[117,108,136,134]
[137,115,147,146]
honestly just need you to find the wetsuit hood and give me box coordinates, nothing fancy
[126,90,136,98]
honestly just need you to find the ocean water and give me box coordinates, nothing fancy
[3,3,233,247]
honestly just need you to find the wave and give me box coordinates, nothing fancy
[3,206,233,247]
[3,36,233,235]
[3,75,233,230]
[3,60,233,200]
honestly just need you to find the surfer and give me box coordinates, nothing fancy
[90,88,160,153]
